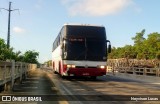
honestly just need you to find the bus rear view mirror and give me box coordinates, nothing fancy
[61,44,64,49]
[106,40,111,53]
[61,39,67,49]
[108,44,111,53]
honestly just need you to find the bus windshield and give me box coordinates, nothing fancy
[62,25,107,61]
[65,38,106,61]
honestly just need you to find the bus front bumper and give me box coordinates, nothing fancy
[63,68,106,76]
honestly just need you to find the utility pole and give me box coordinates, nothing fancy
[0,2,19,48]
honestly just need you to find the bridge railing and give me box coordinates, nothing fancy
[0,60,37,91]
[107,59,160,77]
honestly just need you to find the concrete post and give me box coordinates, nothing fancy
[24,64,27,79]
[144,68,147,75]
[156,68,160,77]
[11,60,15,90]
[4,65,6,82]
[133,67,135,75]
[20,62,22,81]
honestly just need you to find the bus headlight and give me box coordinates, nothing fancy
[100,66,105,69]
[71,65,76,68]
[67,65,71,68]
[67,65,76,68]
[98,65,105,69]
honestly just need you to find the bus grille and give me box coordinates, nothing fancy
[75,66,97,68]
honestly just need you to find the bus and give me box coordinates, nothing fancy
[52,24,111,79]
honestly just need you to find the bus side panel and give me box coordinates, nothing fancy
[59,61,63,75]
[52,61,55,70]
[52,46,62,74]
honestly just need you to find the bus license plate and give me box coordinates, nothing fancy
[70,74,74,76]
[83,73,89,76]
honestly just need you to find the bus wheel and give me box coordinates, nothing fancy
[54,71,58,74]
[0,85,4,92]
[62,75,67,79]
[91,76,97,80]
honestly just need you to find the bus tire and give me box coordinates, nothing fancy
[0,85,4,92]
[62,75,66,79]
[91,76,97,80]
[54,71,58,74]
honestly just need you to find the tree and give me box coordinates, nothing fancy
[11,51,24,62]
[123,45,136,59]
[44,60,52,67]
[132,29,146,45]
[108,29,160,60]
[156,51,160,60]
[0,38,13,60]
[145,32,160,59]
[23,50,39,64]
[0,38,7,60]
[132,29,146,59]
[0,38,40,63]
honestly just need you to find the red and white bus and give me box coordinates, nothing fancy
[52,24,111,79]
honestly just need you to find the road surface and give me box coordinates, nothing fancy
[1,67,160,104]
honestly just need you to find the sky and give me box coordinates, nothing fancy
[0,0,160,63]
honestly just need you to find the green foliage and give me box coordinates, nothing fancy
[109,30,160,60]
[0,38,13,60]
[132,29,146,45]
[156,51,160,60]
[23,50,39,64]
[0,38,39,63]
[44,60,52,67]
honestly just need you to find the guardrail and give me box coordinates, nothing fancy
[107,59,160,77]
[0,60,37,91]
[107,66,160,77]
[107,59,160,68]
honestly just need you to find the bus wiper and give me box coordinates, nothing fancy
[74,38,88,60]
[74,50,86,60]
[85,38,87,60]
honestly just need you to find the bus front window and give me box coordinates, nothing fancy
[62,40,68,59]
[65,38,106,61]
[66,38,85,60]
[86,38,106,61]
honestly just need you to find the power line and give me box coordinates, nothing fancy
[0,2,19,48]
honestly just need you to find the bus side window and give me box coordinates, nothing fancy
[63,39,66,50]
[59,36,60,43]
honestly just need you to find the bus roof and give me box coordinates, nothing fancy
[63,23,104,27]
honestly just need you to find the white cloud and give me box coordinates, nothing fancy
[61,0,133,16]
[35,0,44,9]
[13,27,25,33]
[35,4,41,9]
